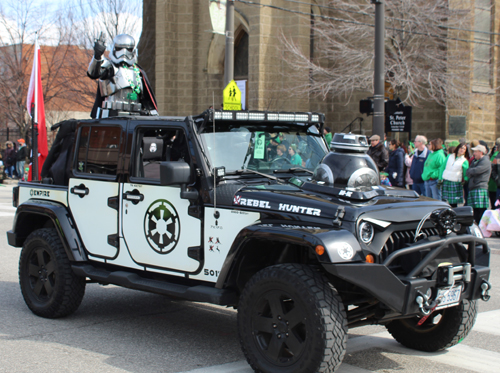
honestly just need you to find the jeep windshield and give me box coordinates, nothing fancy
[199,122,329,176]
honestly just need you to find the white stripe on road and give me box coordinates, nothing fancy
[180,309,500,373]
[0,204,15,208]
[179,361,251,373]
[348,329,500,373]
[474,308,500,336]
[0,202,16,209]
[0,202,16,217]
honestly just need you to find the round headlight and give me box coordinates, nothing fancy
[359,221,374,244]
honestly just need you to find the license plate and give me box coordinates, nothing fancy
[436,284,463,310]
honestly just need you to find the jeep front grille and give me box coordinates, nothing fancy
[380,227,440,261]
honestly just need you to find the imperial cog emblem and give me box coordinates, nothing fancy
[144,199,180,254]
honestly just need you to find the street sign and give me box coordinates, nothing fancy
[223,80,242,110]
[385,106,412,133]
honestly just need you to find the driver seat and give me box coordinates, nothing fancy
[142,137,164,178]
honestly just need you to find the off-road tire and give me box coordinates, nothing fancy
[386,299,477,352]
[19,228,86,318]
[237,263,347,373]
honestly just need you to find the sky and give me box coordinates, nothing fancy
[1,0,142,46]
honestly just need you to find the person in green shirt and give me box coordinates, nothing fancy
[289,144,302,166]
[266,133,281,159]
[323,127,332,149]
[488,138,500,207]
[422,138,446,200]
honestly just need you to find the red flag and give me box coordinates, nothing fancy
[26,36,48,180]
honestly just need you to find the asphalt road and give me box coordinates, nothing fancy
[1,183,499,373]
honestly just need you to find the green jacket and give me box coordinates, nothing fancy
[290,153,302,166]
[488,151,499,192]
[422,149,446,181]
[324,133,332,147]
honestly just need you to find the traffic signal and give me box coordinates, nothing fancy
[359,99,373,114]
[359,98,403,115]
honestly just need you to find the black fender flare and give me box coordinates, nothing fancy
[215,223,363,289]
[7,200,86,262]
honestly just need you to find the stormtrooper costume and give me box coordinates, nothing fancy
[88,34,158,119]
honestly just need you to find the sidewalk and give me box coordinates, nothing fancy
[1,179,19,186]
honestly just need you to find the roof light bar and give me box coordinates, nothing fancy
[267,113,279,121]
[222,111,233,120]
[295,114,309,122]
[236,112,248,120]
[278,113,295,121]
[248,112,266,120]
[211,110,324,124]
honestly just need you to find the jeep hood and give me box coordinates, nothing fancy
[232,181,449,223]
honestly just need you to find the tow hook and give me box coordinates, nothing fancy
[416,291,437,315]
[481,280,492,301]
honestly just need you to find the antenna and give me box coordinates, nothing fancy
[212,92,220,220]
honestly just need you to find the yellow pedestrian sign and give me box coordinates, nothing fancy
[223,80,242,110]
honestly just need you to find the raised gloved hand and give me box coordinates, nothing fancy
[93,33,106,60]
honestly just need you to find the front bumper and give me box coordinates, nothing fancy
[324,234,491,316]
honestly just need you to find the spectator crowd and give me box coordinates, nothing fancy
[366,133,500,224]
[1,139,28,181]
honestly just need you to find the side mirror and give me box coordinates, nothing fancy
[159,161,198,200]
[160,161,192,186]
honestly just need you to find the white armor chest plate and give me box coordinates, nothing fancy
[99,65,143,97]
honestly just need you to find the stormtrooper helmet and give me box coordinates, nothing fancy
[110,34,137,66]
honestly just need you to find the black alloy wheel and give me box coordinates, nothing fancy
[238,263,347,373]
[19,228,86,318]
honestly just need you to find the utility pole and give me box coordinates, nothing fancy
[371,0,385,138]
[224,0,235,87]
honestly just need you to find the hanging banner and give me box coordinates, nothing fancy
[235,80,246,110]
[209,0,226,35]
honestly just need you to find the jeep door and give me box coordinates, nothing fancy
[68,123,124,260]
[119,125,202,274]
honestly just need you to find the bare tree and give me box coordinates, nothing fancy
[0,0,143,142]
[72,0,142,50]
[0,0,42,140]
[281,0,473,110]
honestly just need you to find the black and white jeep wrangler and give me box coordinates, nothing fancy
[7,110,492,373]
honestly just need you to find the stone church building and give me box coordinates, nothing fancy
[140,0,500,144]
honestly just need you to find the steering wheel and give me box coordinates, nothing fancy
[271,157,292,165]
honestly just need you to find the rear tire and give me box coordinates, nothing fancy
[19,228,86,318]
[386,299,477,352]
[238,264,347,373]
